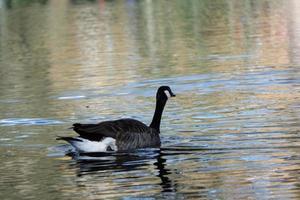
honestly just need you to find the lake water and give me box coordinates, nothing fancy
[1,0,300,199]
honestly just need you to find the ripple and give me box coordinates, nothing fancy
[57,95,86,100]
[0,118,63,126]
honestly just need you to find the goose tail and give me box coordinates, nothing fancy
[71,123,82,130]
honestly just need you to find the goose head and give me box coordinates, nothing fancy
[156,86,176,101]
[150,86,175,132]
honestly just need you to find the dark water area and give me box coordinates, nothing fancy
[1,0,300,199]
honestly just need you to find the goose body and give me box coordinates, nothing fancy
[57,86,175,152]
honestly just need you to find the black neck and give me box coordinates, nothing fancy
[150,98,167,133]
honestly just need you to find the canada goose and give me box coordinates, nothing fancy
[57,86,175,152]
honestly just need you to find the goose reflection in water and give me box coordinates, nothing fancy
[66,149,177,193]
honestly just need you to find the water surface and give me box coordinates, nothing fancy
[1,0,300,199]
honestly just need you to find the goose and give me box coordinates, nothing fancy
[57,86,175,152]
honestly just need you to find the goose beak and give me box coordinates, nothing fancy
[170,92,176,97]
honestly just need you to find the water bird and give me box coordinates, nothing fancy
[57,86,176,152]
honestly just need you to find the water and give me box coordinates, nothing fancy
[1,0,300,199]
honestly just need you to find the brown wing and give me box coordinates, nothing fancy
[72,118,150,141]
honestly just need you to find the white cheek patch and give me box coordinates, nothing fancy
[164,90,171,98]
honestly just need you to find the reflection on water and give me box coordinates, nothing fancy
[1,0,300,199]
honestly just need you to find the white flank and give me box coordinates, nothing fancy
[70,137,117,153]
